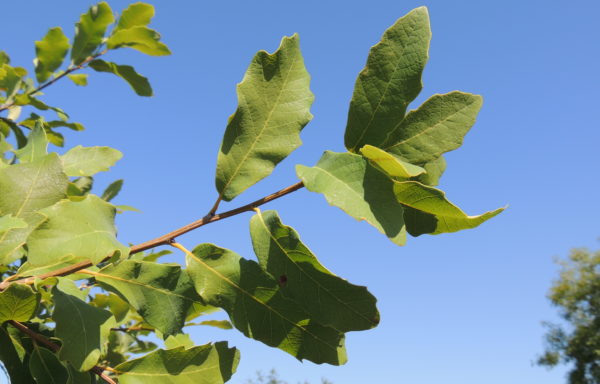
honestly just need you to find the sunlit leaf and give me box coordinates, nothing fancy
[0,215,27,232]
[107,26,170,56]
[61,145,122,176]
[66,74,88,86]
[71,2,115,65]
[0,283,39,323]
[34,27,70,83]
[360,145,425,178]
[89,59,152,96]
[14,120,48,163]
[116,3,154,31]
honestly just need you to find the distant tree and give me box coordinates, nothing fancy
[538,247,600,383]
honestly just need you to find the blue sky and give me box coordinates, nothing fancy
[2,1,599,383]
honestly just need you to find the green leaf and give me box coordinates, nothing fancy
[101,179,123,202]
[0,283,39,323]
[296,151,407,245]
[67,74,88,86]
[196,320,233,330]
[417,156,446,186]
[52,286,116,371]
[27,194,129,266]
[34,27,70,83]
[393,180,504,236]
[344,7,431,152]
[61,145,122,176]
[215,34,314,201]
[107,26,170,56]
[114,342,239,384]
[48,120,85,131]
[14,120,48,163]
[250,210,379,332]
[66,364,94,384]
[0,64,23,100]
[71,2,115,65]
[382,92,483,164]
[116,3,154,30]
[90,292,129,323]
[29,346,69,384]
[92,260,203,336]
[360,145,425,178]
[0,154,68,264]
[164,333,194,349]
[186,243,347,365]
[0,215,27,232]
[0,51,9,65]
[88,59,152,96]
[0,325,34,384]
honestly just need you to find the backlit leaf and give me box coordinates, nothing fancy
[0,283,39,323]
[0,215,27,232]
[107,26,170,56]
[71,2,115,65]
[61,145,122,176]
[89,59,152,96]
[360,145,425,178]
[34,27,70,83]
[67,74,88,86]
[296,151,406,245]
[250,210,379,332]
[14,120,48,163]
[215,34,314,201]
[116,3,154,31]
[344,7,431,152]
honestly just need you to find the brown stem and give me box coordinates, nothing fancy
[0,50,108,113]
[8,320,117,384]
[0,181,304,291]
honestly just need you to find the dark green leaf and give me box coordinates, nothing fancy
[89,59,152,96]
[0,325,33,384]
[34,27,70,83]
[0,283,39,323]
[216,34,314,201]
[29,346,69,384]
[107,26,170,56]
[250,210,379,332]
[101,179,123,202]
[344,7,431,152]
[71,2,115,65]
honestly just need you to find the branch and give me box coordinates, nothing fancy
[8,320,117,384]
[0,50,108,113]
[0,181,304,290]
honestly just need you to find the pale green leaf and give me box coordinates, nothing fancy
[61,145,122,176]
[34,27,70,83]
[71,2,115,65]
[0,64,23,100]
[216,34,314,201]
[102,179,123,202]
[107,26,170,56]
[296,151,406,245]
[417,155,446,186]
[196,320,233,330]
[27,194,129,266]
[250,210,379,332]
[360,144,425,178]
[29,346,69,384]
[114,342,239,384]
[164,333,194,350]
[89,59,152,96]
[186,243,347,365]
[382,92,483,164]
[67,74,88,86]
[16,255,81,279]
[393,180,504,236]
[91,260,203,336]
[0,283,39,323]
[0,154,68,264]
[116,3,154,30]
[0,215,27,232]
[90,292,129,323]
[14,120,48,163]
[52,286,116,371]
[344,7,431,152]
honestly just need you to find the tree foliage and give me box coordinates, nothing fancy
[539,247,600,384]
[0,3,502,383]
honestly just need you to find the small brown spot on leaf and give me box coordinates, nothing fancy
[278,275,288,287]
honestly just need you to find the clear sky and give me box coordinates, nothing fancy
[1,1,599,383]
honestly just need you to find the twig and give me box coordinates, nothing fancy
[0,181,304,291]
[8,320,117,384]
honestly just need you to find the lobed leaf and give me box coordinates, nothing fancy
[344,7,431,152]
[61,145,123,176]
[296,151,407,245]
[215,34,314,201]
[71,2,115,65]
[89,59,152,96]
[250,210,379,332]
[0,283,39,323]
[186,243,347,365]
[34,27,70,83]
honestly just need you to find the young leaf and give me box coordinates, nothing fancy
[382,92,483,164]
[29,346,69,384]
[114,342,239,384]
[71,2,115,65]
[61,145,123,176]
[107,26,170,56]
[186,243,347,365]
[0,154,68,264]
[89,59,152,96]
[27,194,130,266]
[393,181,504,236]
[360,145,425,178]
[52,286,116,371]
[250,210,380,332]
[102,179,123,202]
[92,260,204,336]
[14,120,48,163]
[344,7,431,152]
[115,2,154,30]
[34,27,70,83]
[66,74,88,86]
[215,34,314,201]
[296,151,407,245]
[0,283,39,323]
